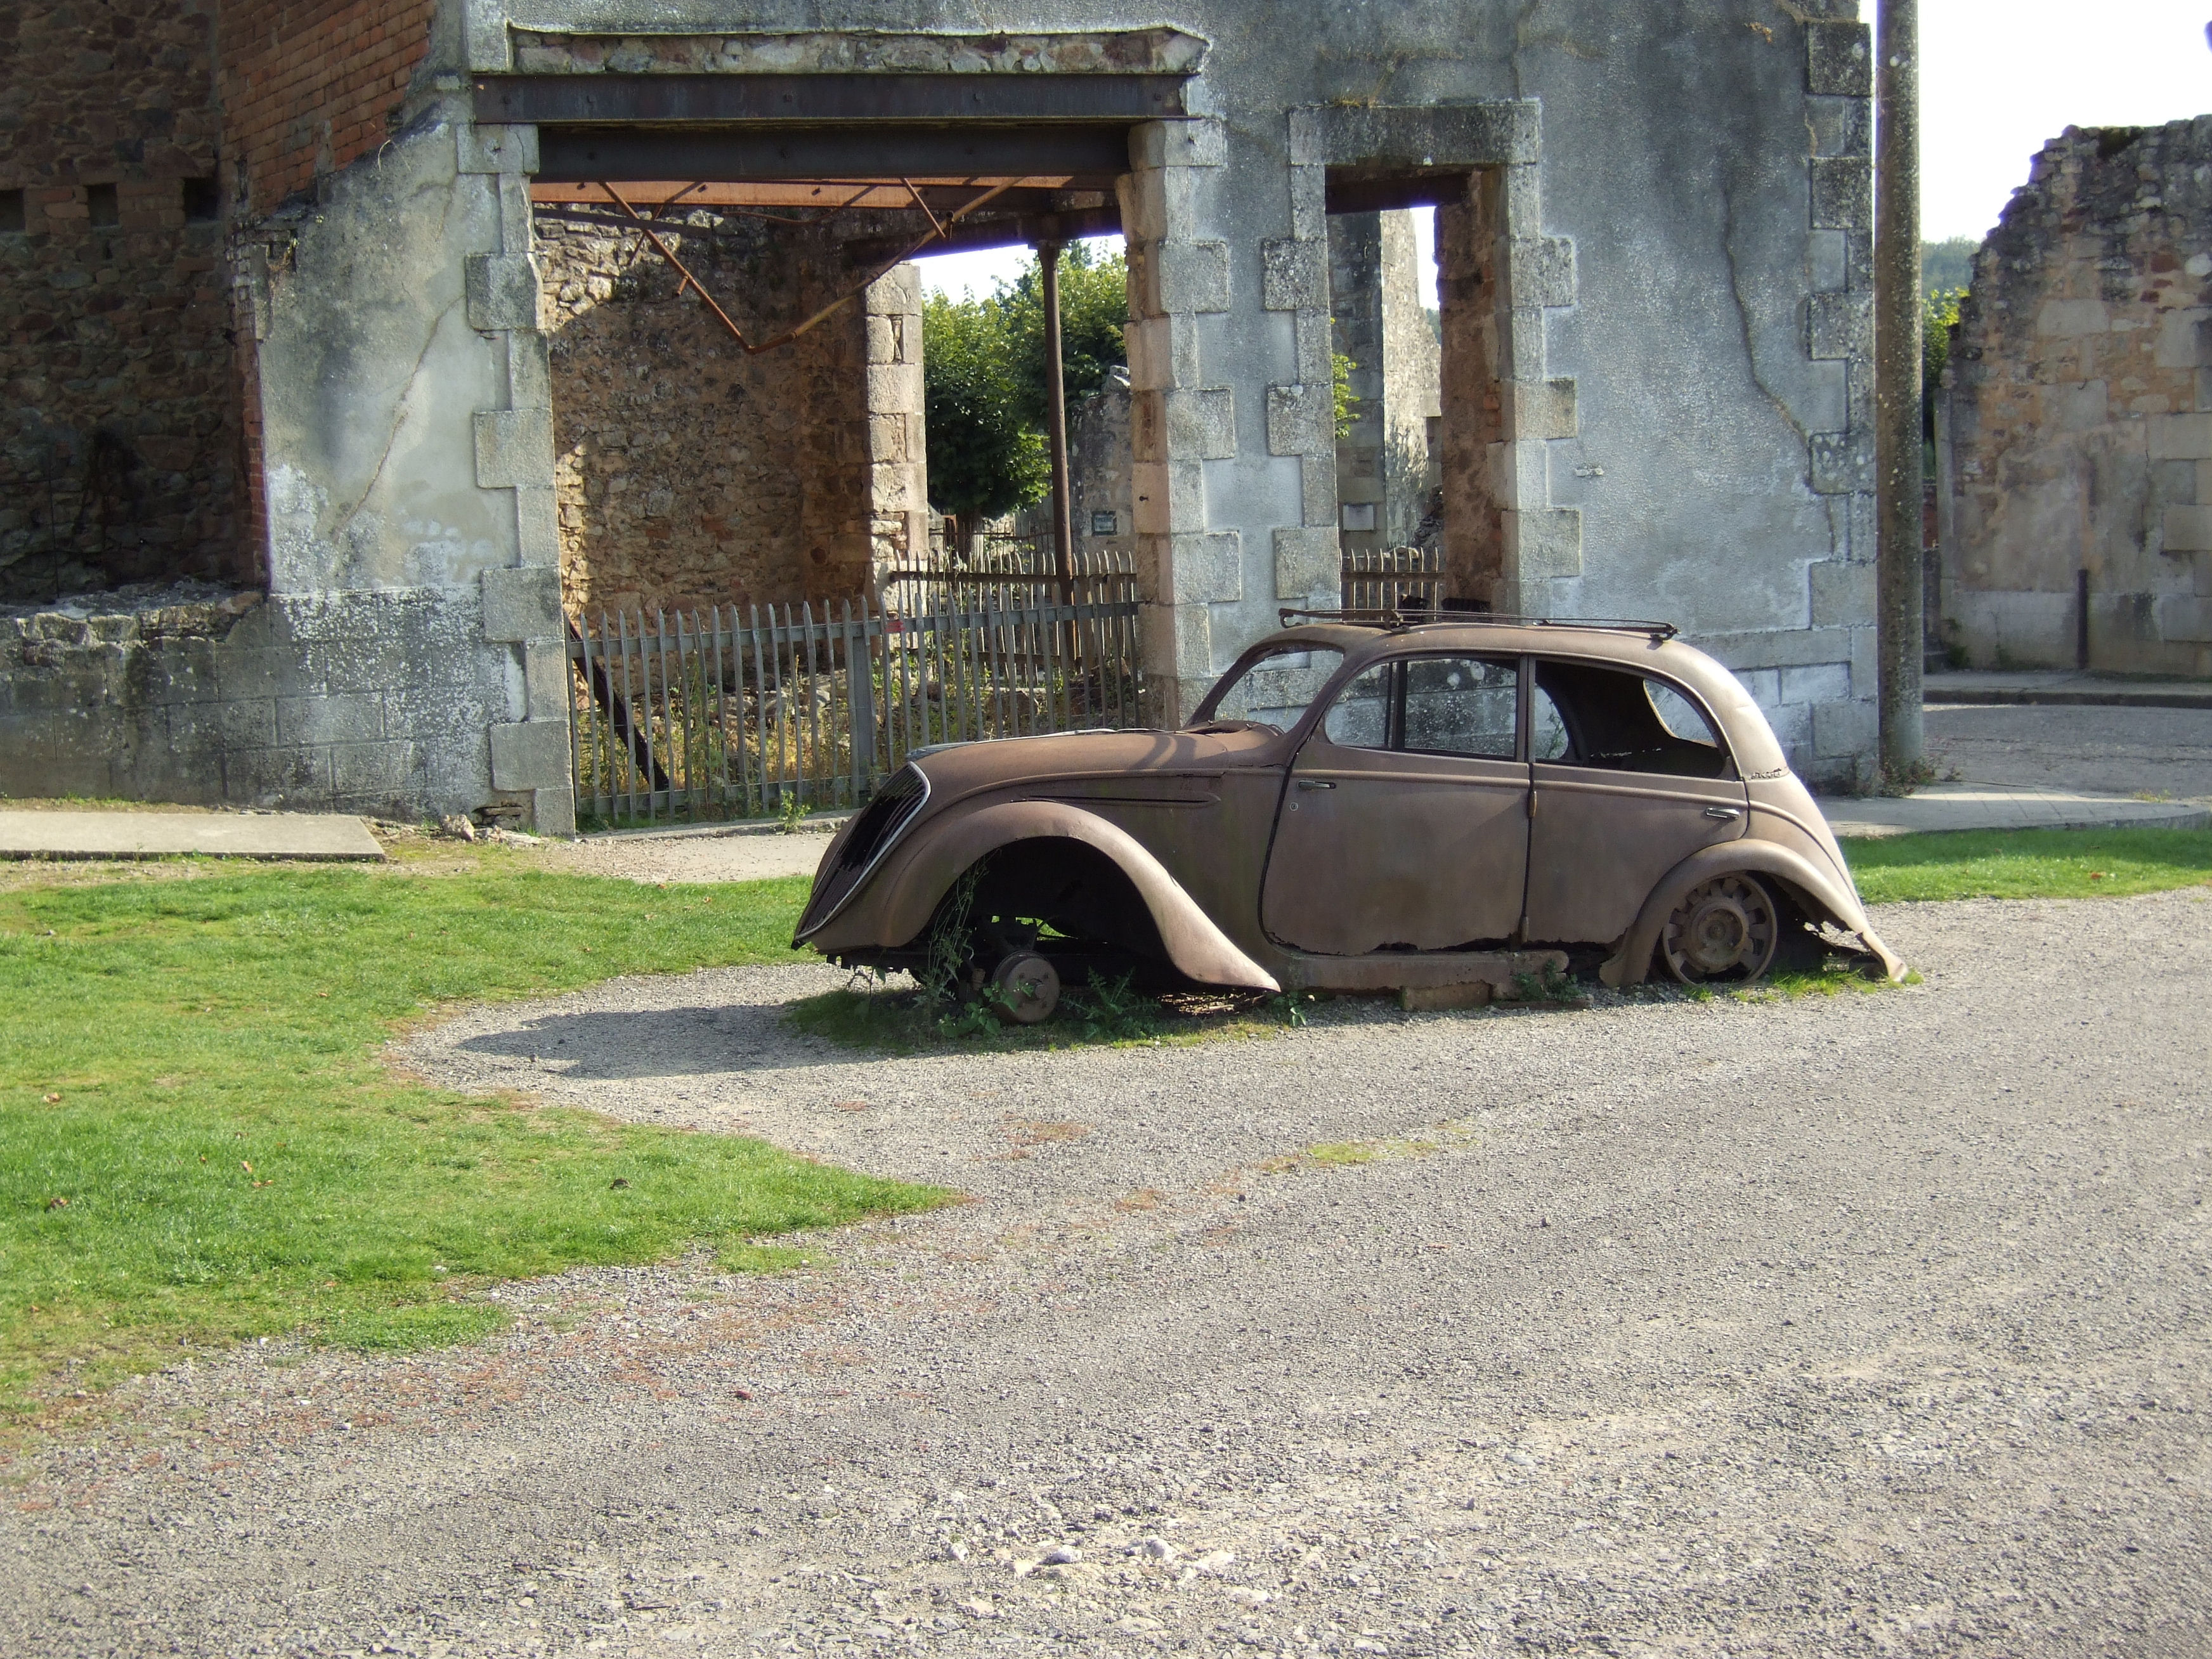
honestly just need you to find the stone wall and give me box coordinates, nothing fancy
[0,2,240,603]
[1070,365,1136,574]
[1940,119,2212,675]
[537,205,927,616]
[1329,210,1441,560]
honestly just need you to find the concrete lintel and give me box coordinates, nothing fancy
[488,717,571,791]
[482,564,562,643]
[1291,101,1537,170]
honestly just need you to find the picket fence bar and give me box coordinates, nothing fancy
[566,594,1142,827]
[1341,543,1447,614]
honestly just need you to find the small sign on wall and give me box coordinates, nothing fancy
[1090,510,1118,535]
[1340,502,1377,532]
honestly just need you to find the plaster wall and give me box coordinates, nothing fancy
[1941,120,2212,677]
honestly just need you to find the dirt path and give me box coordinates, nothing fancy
[4,892,2209,1657]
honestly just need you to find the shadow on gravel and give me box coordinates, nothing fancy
[450,1001,871,1079]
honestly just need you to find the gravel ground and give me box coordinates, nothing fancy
[539,828,837,887]
[4,892,2209,1658]
[1925,703,2212,803]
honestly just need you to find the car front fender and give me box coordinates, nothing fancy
[1597,839,1908,987]
[816,798,1281,992]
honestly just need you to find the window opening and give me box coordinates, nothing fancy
[86,183,119,228]
[1194,644,1346,732]
[183,178,219,223]
[1532,660,1734,779]
[0,190,24,235]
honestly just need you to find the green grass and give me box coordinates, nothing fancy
[1844,826,2212,903]
[0,866,945,1424]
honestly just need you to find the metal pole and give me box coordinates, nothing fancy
[1038,242,1077,608]
[1875,0,1925,782]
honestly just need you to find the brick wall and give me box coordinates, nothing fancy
[0,2,239,602]
[1942,119,2212,675]
[218,0,438,219]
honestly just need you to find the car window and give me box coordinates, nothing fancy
[1322,663,1391,748]
[1402,656,1517,759]
[1531,686,1570,761]
[1531,660,1733,779]
[1195,644,1346,732]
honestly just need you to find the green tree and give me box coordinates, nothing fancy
[920,245,1130,519]
[922,289,1051,521]
[1923,287,1963,441]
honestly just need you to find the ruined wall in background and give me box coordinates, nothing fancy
[1070,365,1135,575]
[1329,210,1440,559]
[1942,119,2212,676]
[0,1,240,602]
[537,206,926,616]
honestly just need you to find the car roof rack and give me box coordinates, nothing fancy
[1277,608,1680,642]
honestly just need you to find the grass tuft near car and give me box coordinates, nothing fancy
[795,615,1904,1020]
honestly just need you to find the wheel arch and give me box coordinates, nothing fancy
[830,800,1280,992]
[1598,840,1907,987]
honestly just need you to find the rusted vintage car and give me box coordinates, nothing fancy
[796,615,1903,1020]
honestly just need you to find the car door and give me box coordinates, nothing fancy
[1260,653,1530,954]
[1519,658,1749,945]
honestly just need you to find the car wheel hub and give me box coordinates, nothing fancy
[989,951,1061,1024]
[1662,875,1779,982]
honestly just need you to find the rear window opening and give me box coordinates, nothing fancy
[1533,660,1734,779]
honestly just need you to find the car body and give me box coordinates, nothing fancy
[795,616,1904,1004]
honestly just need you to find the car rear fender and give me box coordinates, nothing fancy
[863,800,1280,992]
[1597,840,1907,987]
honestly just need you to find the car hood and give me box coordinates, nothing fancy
[904,725,1284,801]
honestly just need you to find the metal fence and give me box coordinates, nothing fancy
[1343,543,1447,613]
[566,594,1143,827]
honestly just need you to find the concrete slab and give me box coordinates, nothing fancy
[1925,670,2212,709]
[0,810,387,862]
[1822,783,2211,840]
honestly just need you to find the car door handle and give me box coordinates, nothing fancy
[1704,805,1742,821]
[1296,777,1336,790]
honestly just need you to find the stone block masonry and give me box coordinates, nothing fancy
[1941,118,2212,677]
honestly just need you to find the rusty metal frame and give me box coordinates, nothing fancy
[595,176,1018,356]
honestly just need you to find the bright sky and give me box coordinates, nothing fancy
[914,3,2212,299]
[1914,0,2212,240]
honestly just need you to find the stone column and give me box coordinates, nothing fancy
[1121,119,1244,725]
[864,264,928,601]
[462,121,574,835]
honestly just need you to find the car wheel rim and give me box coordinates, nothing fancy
[989,951,1061,1024]
[1662,875,1778,982]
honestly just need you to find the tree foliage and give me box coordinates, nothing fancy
[920,244,1129,521]
[1923,287,1963,441]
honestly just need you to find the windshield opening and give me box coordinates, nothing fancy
[1190,644,1348,734]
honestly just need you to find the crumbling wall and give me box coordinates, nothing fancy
[1070,365,1135,573]
[537,206,926,616]
[1329,210,1441,559]
[1942,119,2212,675]
[0,2,240,603]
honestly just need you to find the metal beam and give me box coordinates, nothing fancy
[839,202,1122,261]
[538,125,1132,185]
[477,72,1189,126]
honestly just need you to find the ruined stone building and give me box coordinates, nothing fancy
[1937,118,2212,677]
[3,1,1885,827]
